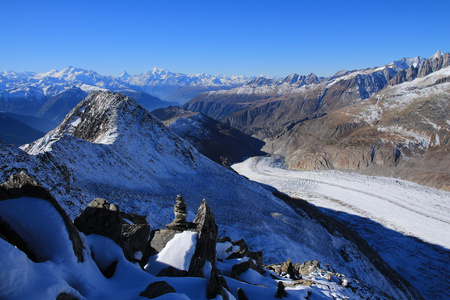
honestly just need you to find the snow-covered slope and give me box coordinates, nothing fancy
[0,91,420,299]
[0,191,384,300]
[232,156,450,300]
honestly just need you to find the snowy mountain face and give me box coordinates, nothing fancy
[0,173,411,300]
[0,91,421,299]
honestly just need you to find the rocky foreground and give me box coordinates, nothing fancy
[0,172,422,299]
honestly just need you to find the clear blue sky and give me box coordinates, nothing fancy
[1,0,449,77]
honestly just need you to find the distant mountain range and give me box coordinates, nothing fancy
[0,66,250,124]
[184,51,450,190]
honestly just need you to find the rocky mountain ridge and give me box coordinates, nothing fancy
[263,64,450,190]
[184,51,450,190]
[151,106,265,167]
[184,52,445,138]
[0,91,420,299]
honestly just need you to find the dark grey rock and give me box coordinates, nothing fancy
[144,228,179,259]
[418,59,433,77]
[275,281,287,298]
[389,69,406,86]
[157,266,188,277]
[231,259,257,279]
[74,198,150,263]
[97,259,118,279]
[0,172,84,262]
[226,238,263,273]
[121,223,150,261]
[139,281,176,299]
[74,198,122,244]
[188,199,222,299]
[443,52,450,68]
[56,292,81,300]
[237,288,249,300]
[217,236,232,243]
[406,66,418,81]
[281,258,297,279]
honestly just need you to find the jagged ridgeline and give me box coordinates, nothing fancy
[184,51,450,190]
[0,173,422,299]
[0,91,423,299]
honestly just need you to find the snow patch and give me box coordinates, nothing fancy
[156,231,198,271]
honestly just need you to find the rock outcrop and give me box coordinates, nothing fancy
[74,197,150,262]
[189,199,222,298]
[139,281,176,299]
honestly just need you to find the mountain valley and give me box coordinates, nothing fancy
[1,51,449,299]
[185,51,450,190]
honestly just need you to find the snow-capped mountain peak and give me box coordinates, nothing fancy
[119,70,131,79]
[431,50,443,59]
[391,56,425,69]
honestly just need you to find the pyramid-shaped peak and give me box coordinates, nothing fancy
[46,91,162,145]
[431,50,443,59]
[120,71,131,78]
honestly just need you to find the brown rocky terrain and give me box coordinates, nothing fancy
[185,51,450,190]
[263,67,450,190]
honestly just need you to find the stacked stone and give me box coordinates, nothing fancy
[166,195,195,230]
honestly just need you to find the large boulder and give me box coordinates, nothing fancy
[74,198,150,263]
[0,172,84,262]
[74,198,122,243]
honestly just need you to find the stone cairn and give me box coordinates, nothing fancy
[166,195,195,230]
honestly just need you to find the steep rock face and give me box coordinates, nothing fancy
[152,106,265,167]
[417,51,450,77]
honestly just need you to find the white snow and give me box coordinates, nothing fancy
[155,231,198,271]
[232,156,450,249]
[0,197,77,264]
[232,156,450,299]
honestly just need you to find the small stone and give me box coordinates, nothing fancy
[139,281,176,299]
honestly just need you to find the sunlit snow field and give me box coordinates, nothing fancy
[233,156,450,298]
[232,156,450,249]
